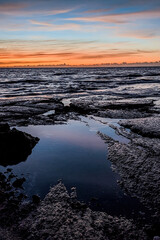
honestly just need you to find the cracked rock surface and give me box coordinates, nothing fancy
[120,117,160,138]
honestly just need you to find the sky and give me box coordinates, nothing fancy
[0,0,160,67]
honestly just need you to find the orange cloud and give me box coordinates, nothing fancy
[0,39,159,67]
[118,30,160,39]
[0,47,159,67]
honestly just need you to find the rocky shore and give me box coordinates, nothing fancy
[0,102,160,239]
[0,179,148,240]
[0,123,39,166]
[0,67,160,239]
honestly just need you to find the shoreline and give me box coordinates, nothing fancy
[0,67,160,239]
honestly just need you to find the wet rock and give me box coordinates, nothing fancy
[20,183,147,240]
[153,237,160,240]
[98,130,160,238]
[97,109,151,119]
[0,227,22,240]
[1,105,44,115]
[12,177,26,188]
[8,172,16,180]
[120,117,160,138]
[0,123,10,132]
[99,131,160,211]
[0,169,34,233]
[0,124,39,166]
[32,195,41,204]
[69,97,155,119]
[6,168,12,172]
[70,187,77,199]
[0,98,66,126]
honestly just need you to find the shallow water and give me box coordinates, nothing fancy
[0,117,148,218]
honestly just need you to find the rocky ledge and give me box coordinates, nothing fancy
[120,117,160,138]
[98,116,160,238]
[0,123,39,166]
[19,182,147,240]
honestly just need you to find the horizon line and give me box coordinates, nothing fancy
[0,61,160,68]
[0,60,160,68]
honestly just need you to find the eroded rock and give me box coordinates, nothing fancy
[98,132,160,213]
[20,183,147,240]
[120,117,160,138]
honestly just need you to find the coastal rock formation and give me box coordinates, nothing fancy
[20,182,147,240]
[120,117,160,138]
[0,124,39,166]
[0,171,148,240]
[0,96,156,126]
[0,67,160,239]
[99,133,160,212]
[70,97,154,119]
[98,118,160,238]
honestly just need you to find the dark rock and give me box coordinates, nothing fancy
[120,117,160,138]
[8,173,16,180]
[98,130,160,234]
[0,124,39,166]
[19,183,148,240]
[12,177,26,188]
[32,195,41,204]
[6,168,12,172]
[0,123,10,132]
[0,172,6,181]
[153,237,160,240]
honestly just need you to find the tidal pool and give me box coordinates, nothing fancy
[0,117,147,218]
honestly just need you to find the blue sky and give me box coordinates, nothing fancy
[0,0,160,66]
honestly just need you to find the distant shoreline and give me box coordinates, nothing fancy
[0,64,160,69]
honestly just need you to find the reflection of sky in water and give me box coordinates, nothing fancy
[81,116,130,144]
[0,118,147,217]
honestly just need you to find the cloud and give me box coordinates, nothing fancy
[84,8,112,14]
[0,45,157,61]
[68,8,160,24]
[0,37,159,67]
[68,16,126,24]
[0,51,78,59]
[78,49,157,59]
[30,20,81,31]
[0,2,73,16]
[0,60,60,66]
[118,29,160,39]
[0,2,28,11]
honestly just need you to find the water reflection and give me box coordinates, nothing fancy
[0,118,146,217]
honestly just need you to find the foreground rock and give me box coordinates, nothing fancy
[0,124,39,166]
[0,170,38,240]
[120,117,160,138]
[98,119,160,238]
[0,174,148,240]
[99,132,160,212]
[20,183,147,240]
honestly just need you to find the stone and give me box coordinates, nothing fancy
[12,178,26,188]
[32,195,41,204]
[0,124,39,166]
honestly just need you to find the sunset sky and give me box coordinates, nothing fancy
[0,0,160,67]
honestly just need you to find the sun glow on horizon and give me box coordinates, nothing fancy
[0,0,160,67]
